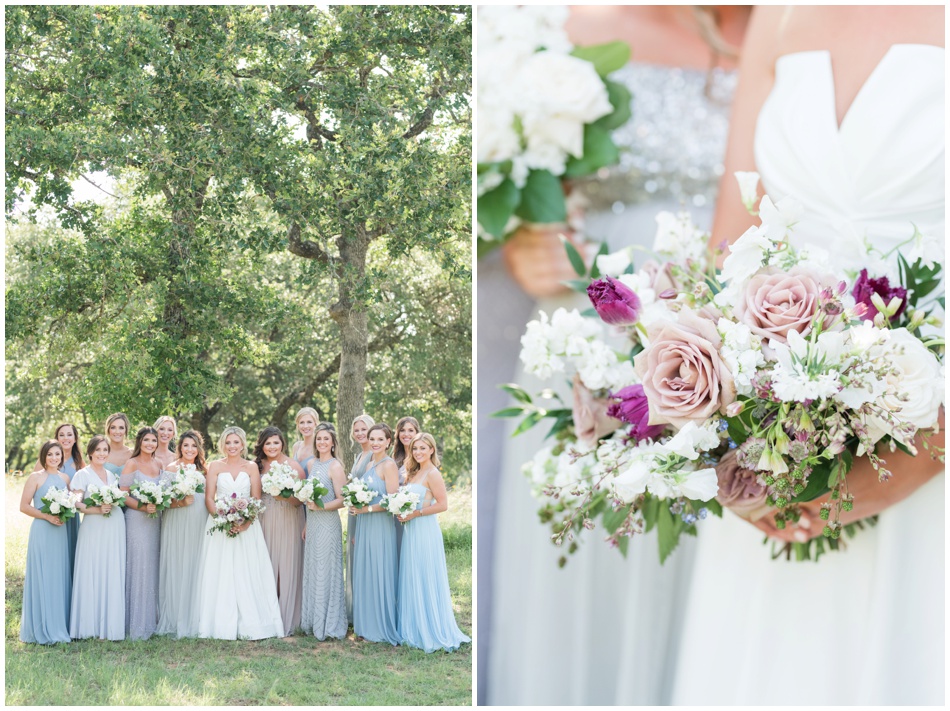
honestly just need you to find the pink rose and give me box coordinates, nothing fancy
[633,309,736,428]
[572,374,622,448]
[235,498,249,512]
[715,450,771,521]
[641,259,679,295]
[735,267,833,344]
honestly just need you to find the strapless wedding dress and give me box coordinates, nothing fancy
[671,45,945,705]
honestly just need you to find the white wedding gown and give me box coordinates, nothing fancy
[194,471,284,640]
[671,45,945,705]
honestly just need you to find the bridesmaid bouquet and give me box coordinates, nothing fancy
[341,479,374,509]
[502,173,945,563]
[380,487,421,516]
[207,493,266,538]
[261,462,299,499]
[83,483,127,517]
[293,478,329,509]
[476,6,631,243]
[40,487,80,524]
[128,480,173,518]
[168,464,205,500]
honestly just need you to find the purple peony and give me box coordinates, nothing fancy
[587,276,641,326]
[852,269,907,322]
[607,384,665,442]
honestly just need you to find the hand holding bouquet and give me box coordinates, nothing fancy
[207,492,266,538]
[40,487,80,524]
[380,486,421,517]
[169,463,205,501]
[83,483,127,517]
[294,477,329,510]
[341,479,374,510]
[261,461,299,499]
[129,480,173,518]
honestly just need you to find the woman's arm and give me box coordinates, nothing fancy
[204,466,219,516]
[19,472,62,525]
[320,461,348,512]
[401,470,450,522]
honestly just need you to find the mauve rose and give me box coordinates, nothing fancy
[572,374,622,447]
[640,259,679,295]
[735,267,834,344]
[633,309,737,428]
[235,498,249,511]
[606,384,666,442]
[587,276,641,325]
[851,268,908,322]
[715,450,771,521]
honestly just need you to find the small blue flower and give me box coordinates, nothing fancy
[698,507,708,520]
[681,512,698,525]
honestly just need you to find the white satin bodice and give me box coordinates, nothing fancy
[755,44,944,271]
[216,471,250,499]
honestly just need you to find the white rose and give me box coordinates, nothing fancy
[476,101,520,165]
[50,502,61,514]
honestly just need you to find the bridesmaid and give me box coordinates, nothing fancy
[300,423,348,640]
[69,435,126,640]
[397,433,471,652]
[255,426,306,636]
[349,422,400,645]
[153,415,177,470]
[32,423,85,581]
[157,430,209,638]
[104,412,133,477]
[120,426,163,640]
[19,440,71,644]
[392,417,420,558]
[346,413,375,623]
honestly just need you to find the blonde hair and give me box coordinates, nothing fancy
[105,412,130,440]
[295,407,320,431]
[217,426,248,458]
[350,413,375,443]
[153,415,177,441]
[405,432,441,479]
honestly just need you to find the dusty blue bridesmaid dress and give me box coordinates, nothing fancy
[62,456,80,583]
[20,473,71,644]
[346,449,371,624]
[352,455,399,644]
[397,472,471,652]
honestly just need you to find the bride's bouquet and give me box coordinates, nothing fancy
[40,487,80,524]
[341,479,374,509]
[294,477,329,509]
[380,486,421,516]
[168,463,205,500]
[502,173,945,563]
[83,483,127,517]
[261,461,298,499]
[207,492,266,538]
[129,480,173,518]
[477,6,631,243]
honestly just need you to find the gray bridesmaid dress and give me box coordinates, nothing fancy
[120,468,164,640]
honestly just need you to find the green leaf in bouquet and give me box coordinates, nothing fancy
[500,383,533,404]
[602,504,629,534]
[477,236,502,259]
[511,410,545,437]
[593,79,633,131]
[827,449,853,488]
[642,494,660,533]
[545,412,574,440]
[477,177,521,238]
[559,234,588,277]
[616,535,630,557]
[562,278,591,293]
[703,498,724,518]
[564,124,620,178]
[570,41,631,77]
[514,169,567,224]
[491,406,528,418]
[588,240,610,279]
[656,503,680,564]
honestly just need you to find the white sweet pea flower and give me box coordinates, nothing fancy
[675,466,719,501]
[719,224,771,285]
[758,194,804,242]
[904,225,942,270]
[734,171,760,212]
[661,420,722,460]
[653,211,707,263]
[610,456,657,503]
[718,318,766,396]
[596,249,632,277]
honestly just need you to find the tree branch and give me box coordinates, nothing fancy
[286,221,334,266]
[402,77,448,139]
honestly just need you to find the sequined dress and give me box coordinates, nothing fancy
[487,63,737,705]
[120,468,167,641]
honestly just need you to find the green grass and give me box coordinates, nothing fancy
[4,476,472,705]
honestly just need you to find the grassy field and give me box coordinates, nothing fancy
[4,476,472,705]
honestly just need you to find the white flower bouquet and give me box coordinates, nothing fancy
[476,6,631,242]
[83,483,127,517]
[168,463,205,500]
[40,487,80,523]
[500,174,945,563]
[129,479,173,518]
[261,461,298,499]
[294,477,329,509]
[341,478,374,509]
[380,486,422,516]
[207,492,266,538]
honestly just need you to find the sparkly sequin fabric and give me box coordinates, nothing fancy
[576,63,737,214]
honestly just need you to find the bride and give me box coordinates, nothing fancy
[671,6,944,705]
[194,426,284,640]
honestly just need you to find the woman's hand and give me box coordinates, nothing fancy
[46,514,64,526]
[306,501,319,512]
[301,527,307,541]
[100,504,112,516]
[145,503,157,515]
[502,224,591,298]
[397,510,419,523]
[183,495,194,507]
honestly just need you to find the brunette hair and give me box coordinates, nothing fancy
[367,423,393,453]
[176,430,208,473]
[54,422,86,469]
[105,412,131,440]
[130,426,159,459]
[393,416,421,469]
[39,440,65,470]
[405,432,441,480]
[314,422,338,458]
[85,435,111,460]
[253,426,286,474]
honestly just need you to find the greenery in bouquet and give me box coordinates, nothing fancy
[294,477,329,509]
[129,479,173,518]
[476,5,631,246]
[380,486,421,516]
[40,487,80,524]
[82,483,127,517]
[341,479,374,509]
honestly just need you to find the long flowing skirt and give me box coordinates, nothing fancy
[70,509,126,640]
[20,518,71,644]
[301,508,347,640]
[352,511,399,645]
[125,508,161,640]
[259,495,305,636]
[157,500,208,638]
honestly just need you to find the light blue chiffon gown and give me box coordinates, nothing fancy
[20,473,72,644]
[352,455,399,645]
[398,472,471,652]
[69,466,126,640]
[346,449,371,624]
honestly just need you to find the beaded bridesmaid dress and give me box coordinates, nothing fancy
[397,471,471,652]
[671,44,945,706]
[121,468,164,640]
[260,461,305,636]
[300,457,347,640]
[69,466,126,640]
[351,456,399,645]
[487,63,737,705]
[20,473,72,644]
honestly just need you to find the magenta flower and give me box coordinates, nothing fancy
[606,384,665,442]
[852,269,907,322]
[587,277,641,326]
